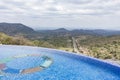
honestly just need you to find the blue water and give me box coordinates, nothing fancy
[2,56,45,74]
[7,56,45,69]
[0,45,120,80]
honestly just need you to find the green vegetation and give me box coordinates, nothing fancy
[0,33,34,46]
[43,36,72,47]
[76,35,120,60]
[0,33,73,51]
[41,36,73,52]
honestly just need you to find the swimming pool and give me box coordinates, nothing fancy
[0,45,120,80]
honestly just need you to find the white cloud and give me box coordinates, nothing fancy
[0,0,120,16]
[0,0,120,30]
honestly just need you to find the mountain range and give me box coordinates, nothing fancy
[0,23,120,38]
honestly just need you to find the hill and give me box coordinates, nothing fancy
[0,23,35,36]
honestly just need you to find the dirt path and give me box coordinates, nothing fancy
[72,37,80,53]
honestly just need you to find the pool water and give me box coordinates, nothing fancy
[7,56,45,69]
[0,45,120,80]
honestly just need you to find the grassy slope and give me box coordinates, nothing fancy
[0,33,73,51]
[0,33,34,46]
[76,35,120,60]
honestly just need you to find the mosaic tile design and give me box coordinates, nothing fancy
[0,54,53,75]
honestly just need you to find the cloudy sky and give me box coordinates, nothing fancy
[0,0,120,30]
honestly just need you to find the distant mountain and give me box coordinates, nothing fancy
[0,23,35,35]
[0,23,120,39]
[71,29,97,36]
[74,29,120,36]
[91,29,120,36]
[37,28,70,37]
[37,28,68,33]
[54,28,68,32]
[37,29,120,37]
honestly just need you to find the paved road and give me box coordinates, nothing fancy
[72,37,80,53]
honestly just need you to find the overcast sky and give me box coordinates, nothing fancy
[0,0,120,30]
